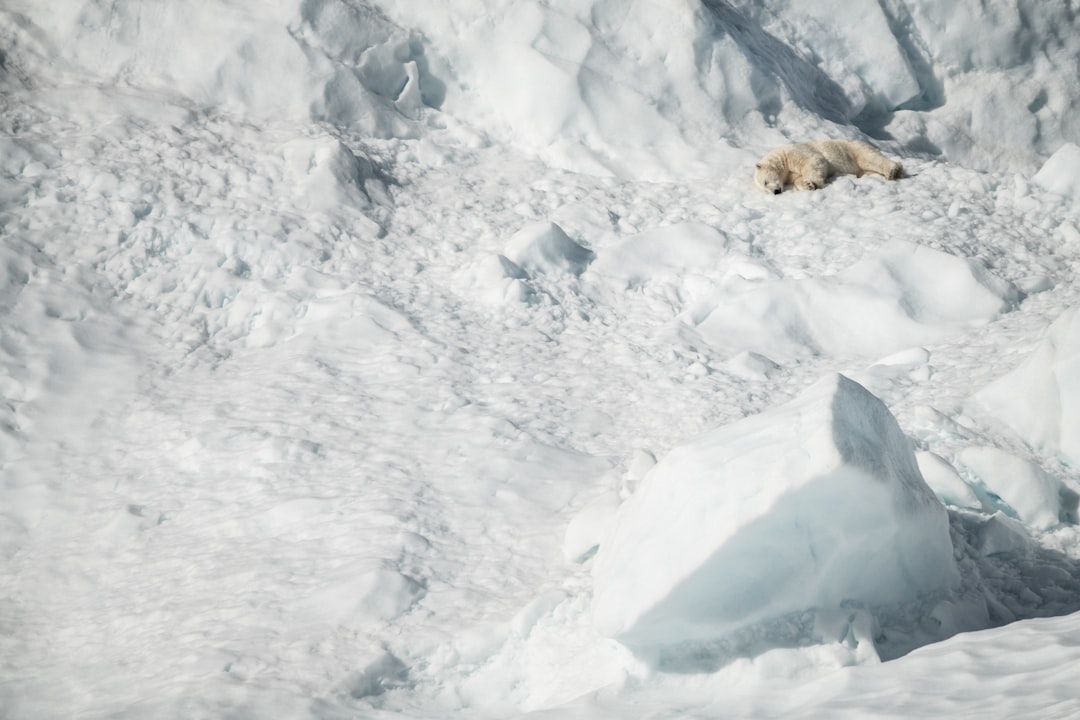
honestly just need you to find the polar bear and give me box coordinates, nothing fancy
[754,140,903,194]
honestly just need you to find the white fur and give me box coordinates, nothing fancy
[754,140,903,194]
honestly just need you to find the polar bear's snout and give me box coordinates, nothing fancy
[754,163,786,195]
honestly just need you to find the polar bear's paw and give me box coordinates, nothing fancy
[886,162,904,180]
[795,178,821,191]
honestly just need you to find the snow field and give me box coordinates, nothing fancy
[5,0,1080,718]
[6,100,1080,716]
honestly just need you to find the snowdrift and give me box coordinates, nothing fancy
[1032,143,1080,203]
[978,308,1080,469]
[694,240,1019,361]
[587,231,1020,364]
[592,374,958,654]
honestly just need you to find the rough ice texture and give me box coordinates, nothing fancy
[592,374,958,647]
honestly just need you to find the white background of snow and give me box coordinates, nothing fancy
[4,0,1080,718]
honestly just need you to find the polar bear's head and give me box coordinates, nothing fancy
[754,162,784,194]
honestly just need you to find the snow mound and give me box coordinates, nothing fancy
[957,447,1078,530]
[977,308,1080,467]
[378,0,775,178]
[461,253,533,304]
[915,451,981,510]
[586,221,769,324]
[505,222,594,277]
[4,0,438,136]
[696,240,1019,361]
[588,222,737,287]
[591,374,958,650]
[1032,143,1080,203]
[280,136,378,213]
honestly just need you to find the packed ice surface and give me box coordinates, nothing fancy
[4,0,1080,718]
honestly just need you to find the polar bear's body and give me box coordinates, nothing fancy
[754,140,903,194]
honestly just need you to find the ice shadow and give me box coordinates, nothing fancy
[950,509,1080,628]
[701,0,947,157]
[855,3,945,146]
[700,0,853,126]
[627,507,1080,676]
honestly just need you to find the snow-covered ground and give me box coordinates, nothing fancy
[4,1,1080,717]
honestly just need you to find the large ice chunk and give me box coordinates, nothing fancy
[592,374,958,647]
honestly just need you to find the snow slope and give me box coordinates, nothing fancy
[4,0,1080,718]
